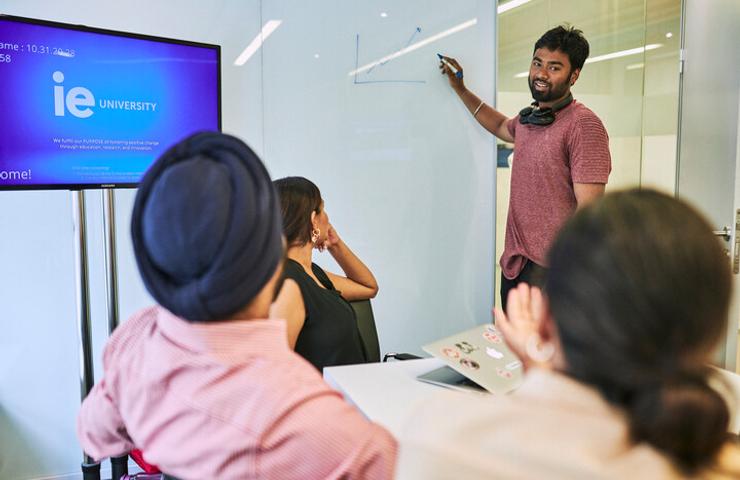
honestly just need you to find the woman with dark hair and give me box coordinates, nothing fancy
[398,189,740,478]
[271,176,377,370]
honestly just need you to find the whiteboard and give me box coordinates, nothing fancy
[260,0,496,354]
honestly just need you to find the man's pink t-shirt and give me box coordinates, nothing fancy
[502,100,611,279]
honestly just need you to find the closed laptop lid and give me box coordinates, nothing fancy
[422,324,524,394]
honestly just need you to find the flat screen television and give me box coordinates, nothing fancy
[0,14,221,190]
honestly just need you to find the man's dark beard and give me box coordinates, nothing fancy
[528,76,570,103]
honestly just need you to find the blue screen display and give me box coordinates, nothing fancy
[0,16,220,189]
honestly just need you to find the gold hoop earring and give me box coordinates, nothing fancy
[311,227,320,244]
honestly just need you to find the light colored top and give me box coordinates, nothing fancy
[397,368,740,479]
[77,306,397,480]
[502,100,611,278]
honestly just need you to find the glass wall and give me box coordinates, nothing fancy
[494,0,681,308]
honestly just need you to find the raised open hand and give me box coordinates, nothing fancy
[493,283,553,370]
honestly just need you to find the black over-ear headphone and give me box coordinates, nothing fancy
[518,93,573,126]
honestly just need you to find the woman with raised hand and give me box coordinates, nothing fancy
[271,176,378,370]
[398,188,740,479]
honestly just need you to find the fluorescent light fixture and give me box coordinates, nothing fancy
[380,12,388,18]
[348,18,477,76]
[234,20,282,66]
[626,62,644,70]
[585,43,662,63]
[512,43,663,77]
[498,0,533,14]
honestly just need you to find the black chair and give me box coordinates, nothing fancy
[350,299,381,362]
[350,300,420,363]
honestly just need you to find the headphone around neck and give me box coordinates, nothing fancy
[518,93,573,126]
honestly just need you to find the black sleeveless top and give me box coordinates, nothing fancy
[284,259,367,370]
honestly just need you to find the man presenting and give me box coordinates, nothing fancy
[441,25,611,307]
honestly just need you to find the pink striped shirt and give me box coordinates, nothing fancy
[77,306,397,479]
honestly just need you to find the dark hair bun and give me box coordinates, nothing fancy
[546,189,734,473]
[628,371,730,473]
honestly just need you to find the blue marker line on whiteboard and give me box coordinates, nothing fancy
[437,53,462,79]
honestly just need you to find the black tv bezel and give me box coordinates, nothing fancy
[0,14,223,191]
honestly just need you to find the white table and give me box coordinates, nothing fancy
[325,358,740,436]
[324,358,474,437]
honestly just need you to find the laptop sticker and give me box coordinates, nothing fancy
[455,341,479,354]
[483,330,503,344]
[460,358,480,370]
[442,347,460,359]
[506,360,523,370]
[496,368,513,379]
[486,347,504,359]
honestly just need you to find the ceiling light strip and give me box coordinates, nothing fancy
[234,20,283,66]
[512,43,663,78]
[497,0,533,14]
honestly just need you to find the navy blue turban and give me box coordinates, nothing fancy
[131,132,283,322]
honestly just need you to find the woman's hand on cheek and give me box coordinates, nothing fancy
[324,225,341,250]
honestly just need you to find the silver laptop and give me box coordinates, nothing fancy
[419,324,524,394]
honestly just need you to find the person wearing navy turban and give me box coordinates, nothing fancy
[131,131,284,321]
[77,132,398,479]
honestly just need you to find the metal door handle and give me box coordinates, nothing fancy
[713,226,731,240]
